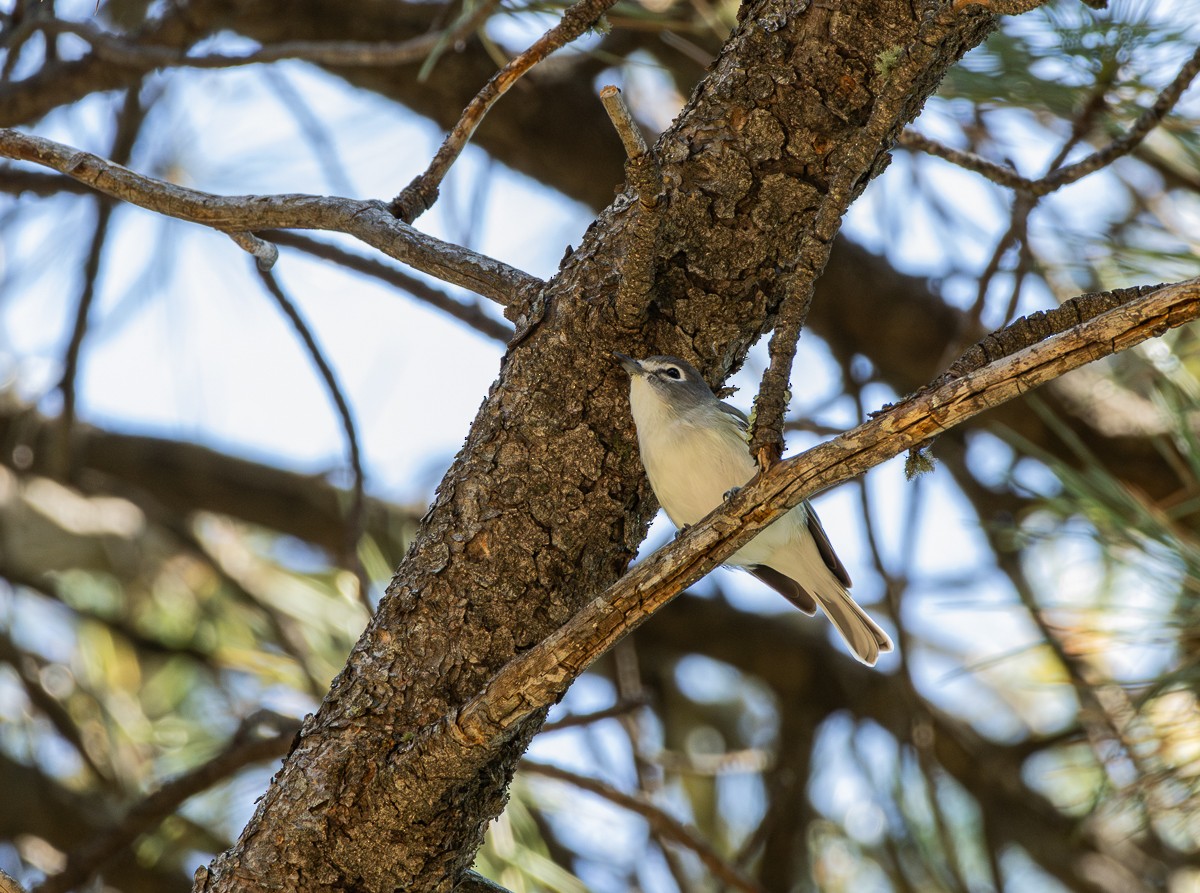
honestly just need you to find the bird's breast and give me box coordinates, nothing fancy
[636,413,757,528]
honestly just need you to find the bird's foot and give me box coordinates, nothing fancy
[674,524,692,539]
[723,486,742,501]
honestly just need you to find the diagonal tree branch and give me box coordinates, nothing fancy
[1035,43,1200,195]
[0,129,542,306]
[811,245,1189,501]
[53,88,149,475]
[0,161,515,340]
[328,277,1197,893]
[451,277,1200,749]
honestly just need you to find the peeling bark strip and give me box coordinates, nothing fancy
[187,1,1001,890]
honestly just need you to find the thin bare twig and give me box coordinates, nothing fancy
[609,641,694,893]
[53,89,147,477]
[1038,44,1200,195]
[269,231,512,343]
[993,73,1111,332]
[937,67,1118,369]
[0,128,543,306]
[897,130,1031,190]
[522,760,764,893]
[997,221,1037,326]
[447,278,1200,751]
[900,44,1200,198]
[32,712,299,893]
[390,0,622,221]
[940,191,1036,370]
[255,267,371,614]
[54,200,114,474]
[539,697,649,733]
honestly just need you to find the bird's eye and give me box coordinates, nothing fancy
[663,367,682,380]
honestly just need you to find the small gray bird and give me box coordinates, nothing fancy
[615,353,893,666]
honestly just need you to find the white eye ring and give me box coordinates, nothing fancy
[662,367,682,380]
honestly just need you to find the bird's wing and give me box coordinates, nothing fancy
[803,500,853,588]
[718,401,750,441]
[718,401,851,592]
[746,566,817,614]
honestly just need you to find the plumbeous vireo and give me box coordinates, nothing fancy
[615,353,893,666]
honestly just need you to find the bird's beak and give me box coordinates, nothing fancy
[613,352,643,376]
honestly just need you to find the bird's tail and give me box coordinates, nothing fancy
[811,586,893,667]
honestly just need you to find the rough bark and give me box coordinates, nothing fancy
[190,1,996,889]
